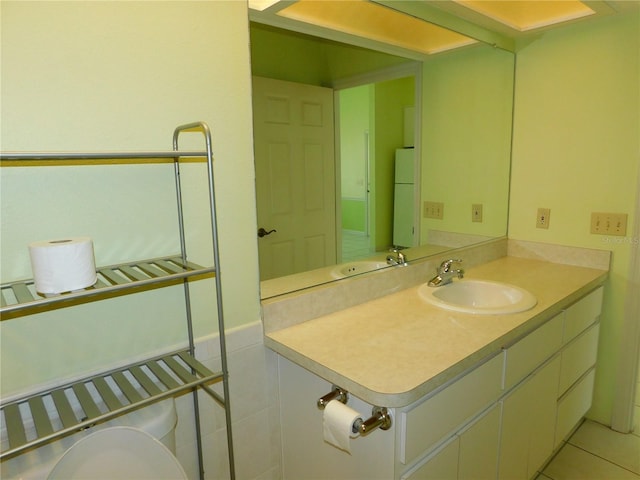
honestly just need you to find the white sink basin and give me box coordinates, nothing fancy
[418,279,537,315]
[331,261,389,279]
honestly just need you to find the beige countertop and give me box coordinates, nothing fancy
[264,256,607,408]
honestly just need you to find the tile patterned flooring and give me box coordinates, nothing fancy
[341,230,373,263]
[539,381,640,480]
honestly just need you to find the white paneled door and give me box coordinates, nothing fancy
[252,76,336,281]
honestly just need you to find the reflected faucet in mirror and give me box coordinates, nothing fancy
[386,247,408,267]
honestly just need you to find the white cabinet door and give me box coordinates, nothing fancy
[402,436,459,480]
[499,356,561,480]
[527,357,562,478]
[458,404,501,480]
[401,403,500,480]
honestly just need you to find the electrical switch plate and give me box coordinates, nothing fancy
[590,212,627,236]
[423,201,444,219]
[472,204,483,223]
[536,208,551,229]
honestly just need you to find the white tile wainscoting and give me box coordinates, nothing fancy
[175,321,281,480]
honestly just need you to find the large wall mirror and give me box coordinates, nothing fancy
[250,3,515,299]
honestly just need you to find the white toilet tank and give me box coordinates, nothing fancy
[0,398,178,480]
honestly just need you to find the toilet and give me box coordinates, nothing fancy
[48,426,186,479]
[1,398,186,480]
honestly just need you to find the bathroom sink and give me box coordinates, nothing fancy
[418,279,537,315]
[331,261,389,279]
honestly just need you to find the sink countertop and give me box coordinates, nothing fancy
[264,256,608,408]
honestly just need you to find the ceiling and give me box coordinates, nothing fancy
[248,0,638,58]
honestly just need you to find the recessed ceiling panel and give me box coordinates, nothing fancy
[278,0,478,54]
[454,0,595,31]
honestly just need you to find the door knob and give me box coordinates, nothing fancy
[258,227,277,238]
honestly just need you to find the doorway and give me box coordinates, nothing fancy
[337,84,372,263]
[335,72,418,263]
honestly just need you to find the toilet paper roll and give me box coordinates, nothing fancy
[29,237,97,295]
[322,400,362,453]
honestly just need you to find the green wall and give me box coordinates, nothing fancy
[250,23,409,86]
[420,45,514,241]
[510,12,639,424]
[342,199,367,231]
[0,2,259,395]
[374,76,415,250]
[340,84,370,233]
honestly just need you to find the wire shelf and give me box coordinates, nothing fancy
[0,350,223,459]
[1,256,215,317]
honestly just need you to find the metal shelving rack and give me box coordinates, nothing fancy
[0,122,235,479]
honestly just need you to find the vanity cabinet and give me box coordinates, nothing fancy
[272,286,603,480]
[498,287,602,479]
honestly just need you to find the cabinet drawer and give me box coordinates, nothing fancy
[503,314,563,389]
[563,287,603,344]
[555,368,596,448]
[559,323,599,395]
[400,354,503,466]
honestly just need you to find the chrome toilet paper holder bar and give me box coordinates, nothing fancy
[317,386,392,436]
[317,385,348,409]
[354,406,392,436]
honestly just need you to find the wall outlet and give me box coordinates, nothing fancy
[472,204,483,223]
[590,212,628,236]
[536,208,551,229]
[423,201,444,219]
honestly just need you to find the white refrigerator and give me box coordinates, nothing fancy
[393,148,415,248]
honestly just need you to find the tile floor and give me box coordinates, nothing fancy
[341,230,372,263]
[539,381,640,480]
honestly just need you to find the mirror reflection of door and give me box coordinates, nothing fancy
[253,76,336,281]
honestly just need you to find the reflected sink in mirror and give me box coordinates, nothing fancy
[418,279,537,315]
[331,260,390,279]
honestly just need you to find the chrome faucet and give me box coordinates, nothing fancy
[428,259,464,287]
[386,247,407,266]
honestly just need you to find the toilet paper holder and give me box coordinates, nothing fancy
[317,385,348,409]
[317,386,392,436]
